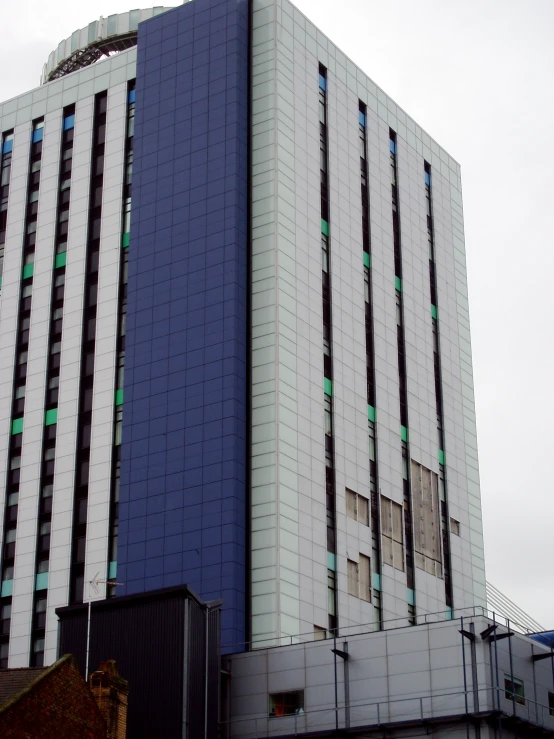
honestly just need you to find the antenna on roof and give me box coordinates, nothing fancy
[85,573,124,680]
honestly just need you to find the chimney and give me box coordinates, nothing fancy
[88,660,129,739]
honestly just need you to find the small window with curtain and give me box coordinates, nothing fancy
[269,691,304,717]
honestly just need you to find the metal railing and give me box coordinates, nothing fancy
[224,604,544,653]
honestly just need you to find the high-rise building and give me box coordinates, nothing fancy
[0,0,485,670]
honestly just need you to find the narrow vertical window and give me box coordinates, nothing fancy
[359,101,382,625]
[319,65,338,635]
[424,162,453,608]
[0,129,15,289]
[389,130,416,624]
[28,105,75,666]
[0,119,45,664]
[106,82,135,596]
[69,92,107,604]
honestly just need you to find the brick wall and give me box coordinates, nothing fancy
[0,656,107,738]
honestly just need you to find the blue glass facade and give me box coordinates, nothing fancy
[117,0,249,651]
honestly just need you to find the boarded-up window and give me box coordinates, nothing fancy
[314,625,327,641]
[346,489,357,520]
[380,496,404,571]
[358,496,369,527]
[345,489,369,527]
[359,554,371,602]
[411,460,443,577]
[347,559,358,597]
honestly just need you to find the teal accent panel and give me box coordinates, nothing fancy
[45,409,58,426]
[438,449,445,465]
[1,580,13,597]
[0,276,3,289]
[324,378,332,397]
[122,232,130,248]
[321,219,329,236]
[11,417,23,435]
[109,561,117,580]
[367,405,375,423]
[407,587,415,606]
[400,425,408,442]
[55,252,67,268]
[327,552,336,571]
[446,606,453,620]
[22,263,34,279]
[395,276,402,291]
[35,572,48,591]
[363,251,370,268]
[115,389,124,406]
[372,572,381,591]
[431,304,437,319]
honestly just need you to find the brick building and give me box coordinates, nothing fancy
[0,654,127,738]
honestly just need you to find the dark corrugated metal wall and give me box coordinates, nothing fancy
[186,596,206,737]
[57,607,87,673]
[57,587,221,739]
[207,607,221,738]
[89,595,185,739]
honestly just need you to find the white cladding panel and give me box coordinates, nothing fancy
[0,50,136,667]
[250,0,484,645]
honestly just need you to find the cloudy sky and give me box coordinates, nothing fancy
[1,0,552,626]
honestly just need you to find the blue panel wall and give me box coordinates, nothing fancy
[117,0,249,651]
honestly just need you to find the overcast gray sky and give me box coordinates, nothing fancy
[1,0,552,627]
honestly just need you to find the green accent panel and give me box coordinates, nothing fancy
[431,304,437,319]
[115,389,124,406]
[35,572,48,591]
[438,449,445,465]
[122,232,130,248]
[45,408,58,426]
[321,219,329,236]
[363,251,370,268]
[1,580,13,597]
[11,417,23,435]
[400,425,408,442]
[395,276,402,291]
[22,263,34,279]
[407,587,415,606]
[372,573,381,591]
[55,252,67,269]
[108,561,117,580]
[0,276,3,289]
[367,404,375,423]
[327,552,336,572]
[446,606,453,620]
[324,378,332,397]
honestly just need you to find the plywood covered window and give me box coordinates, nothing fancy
[380,495,404,571]
[346,489,369,526]
[347,556,371,601]
[411,460,443,577]
[347,559,358,597]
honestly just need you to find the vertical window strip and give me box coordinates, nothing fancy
[319,65,338,636]
[0,120,44,666]
[28,105,75,667]
[0,129,15,290]
[359,102,382,627]
[389,129,416,624]
[69,91,107,604]
[424,162,453,609]
[106,82,134,596]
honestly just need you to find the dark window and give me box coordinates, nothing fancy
[269,691,304,717]
[504,676,525,705]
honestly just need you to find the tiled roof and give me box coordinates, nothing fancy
[0,667,48,707]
